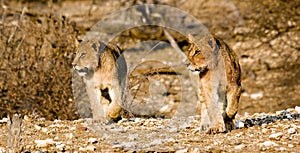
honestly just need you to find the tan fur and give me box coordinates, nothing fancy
[186,34,241,134]
[72,39,127,121]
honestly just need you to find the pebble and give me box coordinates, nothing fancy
[234,144,245,150]
[41,128,48,133]
[128,134,138,141]
[250,92,263,99]
[288,144,294,148]
[77,126,87,131]
[88,138,98,144]
[269,132,283,140]
[79,145,96,151]
[149,139,162,145]
[175,148,188,153]
[0,147,5,152]
[55,142,65,149]
[295,106,300,113]
[287,128,297,134]
[34,125,42,130]
[34,139,55,148]
[0,118,8,123]
[236,120,244,128]
[259,141,278,148]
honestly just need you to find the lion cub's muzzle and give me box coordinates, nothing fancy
[185,60,208,73]
[72,63,89,76]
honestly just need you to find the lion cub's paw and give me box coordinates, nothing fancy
[205,120,226,134]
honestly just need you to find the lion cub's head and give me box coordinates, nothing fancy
[185,34,221,72]
[72,39,104,77]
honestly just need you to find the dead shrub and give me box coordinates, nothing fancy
[0,5,79,120]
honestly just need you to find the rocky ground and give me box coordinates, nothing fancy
[0,0,299,152]
[1,107,300,152]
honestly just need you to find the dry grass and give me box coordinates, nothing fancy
[0,1,79,120]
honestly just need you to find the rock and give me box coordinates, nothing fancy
[287,128,297,134]
[55,142,65,150]
[41,128,48,133]
[34,125,41,130]
[175,148,188,153]
[88,138,98,144]
[128,134,138,141]
[79,145,96,151]
[295,106,300,113]
[77,126,87,131]
[86,145,96,151]
[149,139,162,146]
[269,132,283,140]
[236,120,245,128]
[250,92,263,99]
[260,129,268,135]
[0,117,8,123]
[259,141,278,148]
[234,144,246,150]
[288,144,294,148]
[34,139,55,148]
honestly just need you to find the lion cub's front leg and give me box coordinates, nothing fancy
[85,81,105,120]
[200,72,226,134]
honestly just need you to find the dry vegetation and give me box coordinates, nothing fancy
[0,3,78,120]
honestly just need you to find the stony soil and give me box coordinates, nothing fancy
[1,107,300,152]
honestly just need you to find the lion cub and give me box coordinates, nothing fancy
[186,34,241,134]
[72,39,127,121]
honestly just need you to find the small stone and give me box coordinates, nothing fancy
[128,134,138,141]
[88,138,98,144]
[149,139,162,145]
[41,128,48,133]
[269,132,283,140]
[287,128,297,134]
[34,139,55,148]
[77,126,87,131]
[53,119,61,123]
[259,141,278,148]
[79,145,96,152]
[86,145,96,151]
[0,117,8,123]
[234,144,245,150]
[55,142,65,149]
[288,144,294,148]
[169,127,179,133]
[236,120,244,128]
[34,125,41,130]
[66,133,73,139]
[295,106,300,113]
[262,128,268,134]
[275,147,286,151]
[250,92,263,99]
[175,148,188,153]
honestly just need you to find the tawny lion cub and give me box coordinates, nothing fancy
[72,39,127,121]
[186,34,241,134]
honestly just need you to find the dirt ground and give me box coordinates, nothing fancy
[0,0,299,152]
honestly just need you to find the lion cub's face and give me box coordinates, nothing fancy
[186,35,220,72]
[72,40,101,76]
[186,43,207,72]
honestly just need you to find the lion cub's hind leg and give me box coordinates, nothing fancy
[106,86,123,122]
